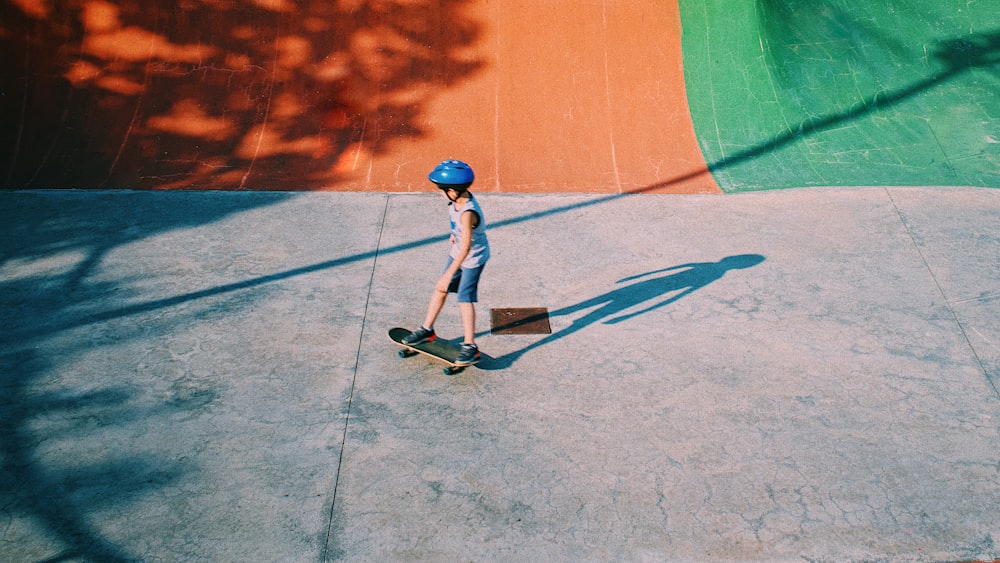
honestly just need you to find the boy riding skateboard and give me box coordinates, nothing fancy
[401,160,490,366]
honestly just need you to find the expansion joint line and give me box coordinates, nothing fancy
[885,188,998,399]
[601,1,622,193]
[323,194,391,561]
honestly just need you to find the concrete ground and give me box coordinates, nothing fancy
[1,187,998,562]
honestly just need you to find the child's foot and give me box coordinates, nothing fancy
[455,343,480,366]
[402,326,436,345]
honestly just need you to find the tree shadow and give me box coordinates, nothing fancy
[485,255,765,369]
[0,11,996,562]
[1,353,190,562]
[0,191,290,560]
[0,0,484,189]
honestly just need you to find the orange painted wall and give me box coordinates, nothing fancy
[358,1,719,194]
[1,1,717,193]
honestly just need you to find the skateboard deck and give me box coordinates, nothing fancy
[389,327,470,375]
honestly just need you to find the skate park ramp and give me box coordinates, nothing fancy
[3,2,1000,561]
[0,0,713,193]
[4,0,996,193]
[681,0,1000,192]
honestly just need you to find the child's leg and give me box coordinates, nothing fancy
[419,259,460,330]
[421,286,448,330]
[455,264,484,345]
[459,302,476,345]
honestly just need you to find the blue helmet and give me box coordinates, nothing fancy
[428,159,474,190]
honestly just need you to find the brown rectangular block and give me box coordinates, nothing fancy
[490,308,552,335]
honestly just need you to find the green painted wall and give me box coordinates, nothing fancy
[680,0,1000,192]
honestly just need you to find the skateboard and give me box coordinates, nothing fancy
[389,327,473,375]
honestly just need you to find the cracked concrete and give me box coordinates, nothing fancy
[1,187,998,561]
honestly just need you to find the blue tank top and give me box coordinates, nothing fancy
[449,195,490,268]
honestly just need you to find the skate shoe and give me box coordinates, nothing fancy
[455,343,481,366]
[401,326,436,346]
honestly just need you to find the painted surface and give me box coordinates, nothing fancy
[680,0,1000,192]
[1,0,715,193]
[4,0,996,193]
[376,0,717,194]
[1,0,488,191]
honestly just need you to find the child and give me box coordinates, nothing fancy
[402,160,490,366]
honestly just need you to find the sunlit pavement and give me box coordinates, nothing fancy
[1,188,998,561]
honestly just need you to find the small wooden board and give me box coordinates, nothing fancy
[388,327,466,375]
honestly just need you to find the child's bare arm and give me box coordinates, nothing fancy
[435,210,476,292]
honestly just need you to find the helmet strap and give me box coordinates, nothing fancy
[438,185,467,204]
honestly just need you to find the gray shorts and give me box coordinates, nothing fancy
[444,257,485,303]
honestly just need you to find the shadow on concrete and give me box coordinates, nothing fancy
[19,24,989,357]
[1,352,189,563]
[1,0,483,190]
[482,255,766,369]
[0,192,292,560]
[3,26,990,556]
[1,18,997,562]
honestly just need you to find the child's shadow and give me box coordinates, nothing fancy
[480,254,765,370]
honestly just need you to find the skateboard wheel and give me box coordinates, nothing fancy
[399,349,414,358]
[444,367,456,375]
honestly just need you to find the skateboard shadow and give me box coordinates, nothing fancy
[483,254,765,369]
[474,351,502,371]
